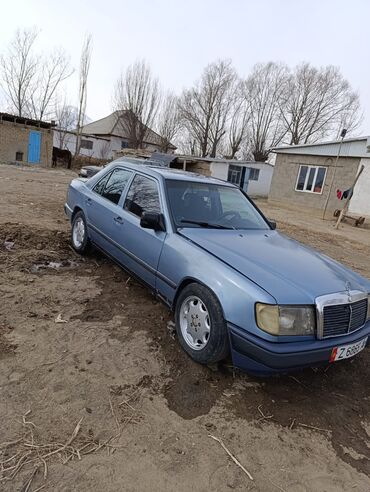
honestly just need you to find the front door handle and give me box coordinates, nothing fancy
[114,216,124,224]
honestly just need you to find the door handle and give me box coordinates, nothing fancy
[86,198,92,206]
[114,216,124,224]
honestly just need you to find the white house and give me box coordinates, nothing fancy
[53,110,176,159]
[53,129,111,159]
[209,159,274,197]
[150,154,274,198]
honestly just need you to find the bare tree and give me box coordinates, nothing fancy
[281,63,362,145]
[224,82,249,159]
[0,28,72,121]
[75,34,92,157]
[54,95,77,148]
[335,98,362,138]
[156,92,180,152]
[113,59,160,149]
[244,62,288,161]
[179,59,237,157]
[29,49,72,120]
[173,129,200,155]
[0,28,39,117]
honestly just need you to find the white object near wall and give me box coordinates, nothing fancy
[348,158,370,217]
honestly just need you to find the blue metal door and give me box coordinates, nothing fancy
[28,131,41,163]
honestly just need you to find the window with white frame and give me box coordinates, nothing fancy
[295,165,327,194]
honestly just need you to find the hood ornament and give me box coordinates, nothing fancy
[345,281,352,303]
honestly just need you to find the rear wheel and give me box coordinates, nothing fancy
[175,283,229,365]
[71,211,91,254]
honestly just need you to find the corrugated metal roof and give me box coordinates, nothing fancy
[273,136,370,158]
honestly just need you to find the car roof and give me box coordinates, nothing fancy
[112,158,236,187]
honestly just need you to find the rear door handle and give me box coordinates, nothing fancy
[114,216,124,224]
[86,198,92,206]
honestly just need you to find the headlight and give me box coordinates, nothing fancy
[256,303,315,336]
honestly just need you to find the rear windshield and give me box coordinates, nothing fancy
[166,180,269,230]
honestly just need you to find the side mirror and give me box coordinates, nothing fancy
[140,212,165,231]
[268,219,277,230]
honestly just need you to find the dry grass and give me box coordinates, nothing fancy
[0,393,142,488]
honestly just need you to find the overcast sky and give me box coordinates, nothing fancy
[1,0,369,133]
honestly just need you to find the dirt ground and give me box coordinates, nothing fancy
[0,164,369,492]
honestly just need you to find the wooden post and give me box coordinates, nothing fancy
[334,164,365,229]
[322,135,345,220]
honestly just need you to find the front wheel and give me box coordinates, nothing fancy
[71,211,91,254]
[175,283,229,365]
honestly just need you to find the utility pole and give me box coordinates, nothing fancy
[322,128,347,220]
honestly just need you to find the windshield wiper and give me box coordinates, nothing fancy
[180,219,235,230]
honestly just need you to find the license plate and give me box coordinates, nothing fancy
[330,337,368,362]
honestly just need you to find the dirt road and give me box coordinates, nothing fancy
[0,164,369,491]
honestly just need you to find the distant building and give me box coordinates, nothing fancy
[208,158,274,197]
[270,136,370,218]
[53,129,111,159]
[0,112,53,166]
[53,110,176,159]
[144,153,274,197]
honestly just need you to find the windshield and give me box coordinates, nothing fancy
[166,180,269,230]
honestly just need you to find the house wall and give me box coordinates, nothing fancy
[210,162,229,181]
[0,120,52,166]
[108,136,126,157]
[53,130,112,159]
[269,153,360,217]
[108,136,161,156]
[210,161,274,197]
[245,163,274,197]
[348,158,370,217]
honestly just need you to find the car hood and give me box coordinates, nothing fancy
[179,228,370,304]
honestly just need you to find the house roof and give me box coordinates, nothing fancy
[273,136,370,159]
[0,112,54,129]
[54,128,110,141]
[80,111,176,149]
[80,112,117,135]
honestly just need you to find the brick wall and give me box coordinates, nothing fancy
[269,153,360,218]
[0,120,53,166]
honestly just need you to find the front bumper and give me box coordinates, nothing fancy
[229,321,370,375]
[64,203,73,222]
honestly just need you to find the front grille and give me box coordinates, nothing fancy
[323,298,368,338]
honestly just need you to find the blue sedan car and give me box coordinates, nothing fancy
[65,160,370,375]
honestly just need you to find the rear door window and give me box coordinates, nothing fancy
[124,174,161,217]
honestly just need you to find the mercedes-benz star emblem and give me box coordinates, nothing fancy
[345,281,352,303]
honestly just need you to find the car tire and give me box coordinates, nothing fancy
[175,283,229,365]
[71,211,91,255]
